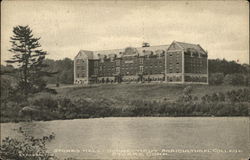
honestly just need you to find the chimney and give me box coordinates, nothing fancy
[142,42,150,47]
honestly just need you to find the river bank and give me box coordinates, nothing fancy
[1,84,249,123]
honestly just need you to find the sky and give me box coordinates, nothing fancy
[1,0,249,64]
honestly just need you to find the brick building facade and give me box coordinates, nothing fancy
[74,41,208,84]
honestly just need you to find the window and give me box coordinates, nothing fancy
[116,60,120,66]
[140,58,143,64]
[77,59,83,64]
[94,61,98,67]
[140,66,144,72]
[94,69,98,75]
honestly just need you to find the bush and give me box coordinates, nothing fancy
[2,87,249,123]
[0,127,57,160]
[0,77,14,102]
[0,101,24,122]
[29,92,58,112]
[226,88,250,103]
[177,86,193,102]
[57,97,76,119]
[209,73,224,85]
[224,73,246,86]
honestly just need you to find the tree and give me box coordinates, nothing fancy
[6,25,54,96]
[43,58,74,84]
[208,59,248,75]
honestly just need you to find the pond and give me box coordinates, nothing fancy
[1,117,249,159]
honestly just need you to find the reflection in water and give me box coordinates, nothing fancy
[1,117,249,160]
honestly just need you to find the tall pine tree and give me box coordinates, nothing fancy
[6,25,54,96]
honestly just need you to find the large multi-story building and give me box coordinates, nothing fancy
[74,41,208,84]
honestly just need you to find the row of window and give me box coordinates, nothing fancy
[185,67,206,72]
[98,70,165,76]
[168,70,180,73]
[185,76,207,82]
[92,76,165,84]
[99,61,165,67]
[168,53,181,57]
[76,73,85,78]
[184,52,208,58]
[166,76,182,82]
[99,65,164,70]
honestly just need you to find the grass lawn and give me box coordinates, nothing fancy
[53,83,247,104]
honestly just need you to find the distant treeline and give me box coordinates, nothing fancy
[208,59,250,86]
[1,58,74,85]
[43,58,74,84]
[208,59,249,75]
[1,58,249,85]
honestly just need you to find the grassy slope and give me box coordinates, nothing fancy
[54,83,246,106]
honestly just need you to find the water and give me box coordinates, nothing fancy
[1,117,249,160]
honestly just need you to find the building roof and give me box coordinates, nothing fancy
[137,45,170,53]
[174,41,207,55]
[92,44,170,59]
[76,41,207,59]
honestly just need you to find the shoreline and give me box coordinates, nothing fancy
[1,115,249,124]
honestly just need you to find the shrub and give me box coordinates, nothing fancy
[226,88,250,103]
[57,97,76,119]
[217,92,225,101]
[29,92,58,112]
[0,127,57,160]
[224,73,246,86]
[0,77,14,102]
[0,101,24,122]
[177,86,193,102]
[209,73,224,85]
[211,93,219,102]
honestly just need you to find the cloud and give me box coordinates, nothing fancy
[1,1,249,64]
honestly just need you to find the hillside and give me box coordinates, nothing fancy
[55,83,246,104]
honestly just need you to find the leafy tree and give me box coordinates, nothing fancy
[43,58,74,84]
[208,59,249,75]
[6,25,55,96]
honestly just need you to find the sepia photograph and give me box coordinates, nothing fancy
[1,0,249,160]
